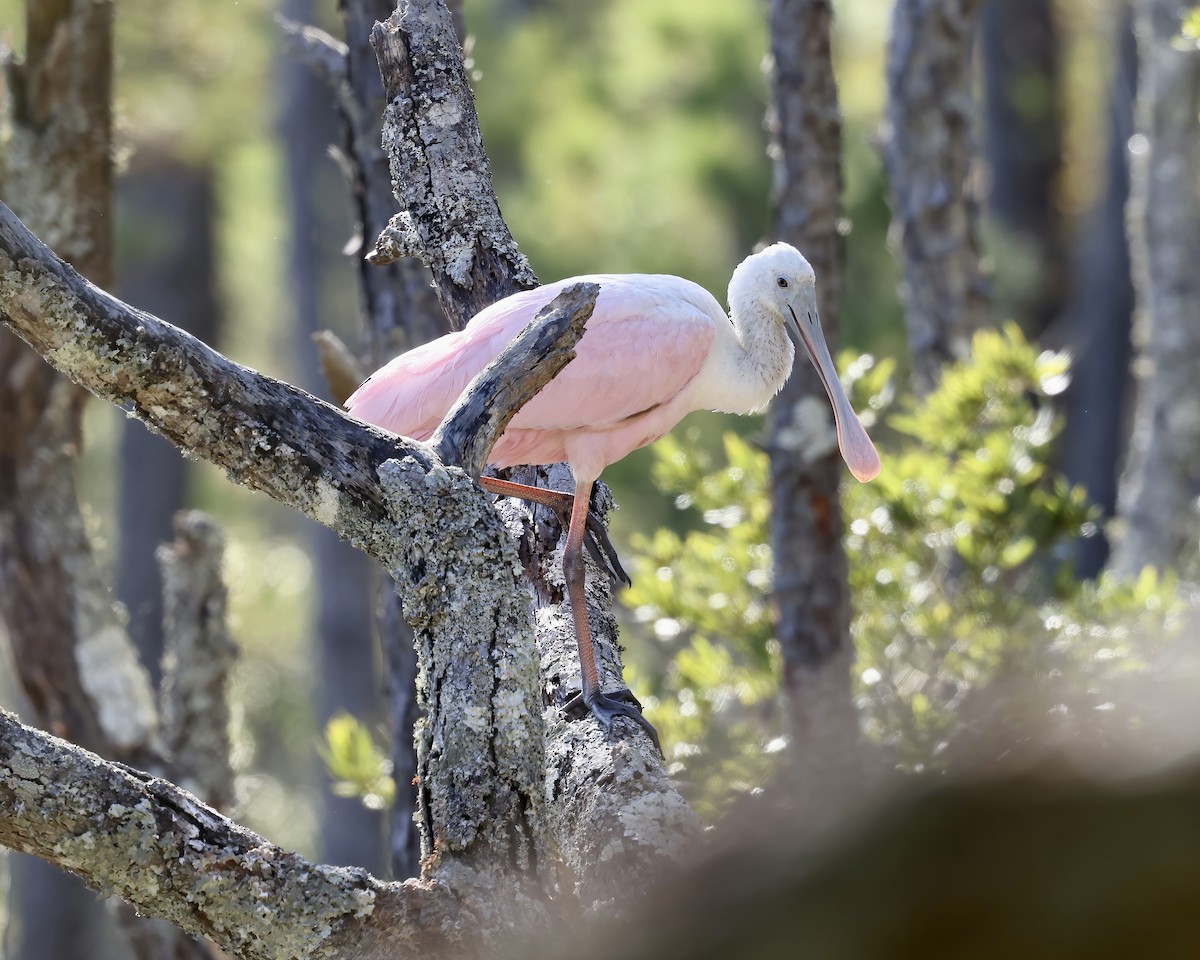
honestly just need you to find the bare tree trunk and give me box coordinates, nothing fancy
[338,0,453,881]
[883,0,989,394]
[979,0,1067,338]
[1111,0,1200,576]
[116,154,220,685]
[765,0,862,817]
[0,5,138,958]
[1062,9,1138,579]
[278,0,386,875]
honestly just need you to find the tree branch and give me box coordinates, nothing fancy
[0,199,419,554]
[0,708,464,960]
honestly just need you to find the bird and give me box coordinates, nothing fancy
[346,243,881,752]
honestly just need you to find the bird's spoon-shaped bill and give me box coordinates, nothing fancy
[786,304,882,483]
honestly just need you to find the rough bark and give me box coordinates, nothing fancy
[282,0,461,878]
[1061,11,1137,579]
[368,2,539,330]
[1111,0,1200,576]
[980,0,1067,338]
[337,0,456,880]
[0,707,464,960]
[765,0,863,814]
[883,0,989,394]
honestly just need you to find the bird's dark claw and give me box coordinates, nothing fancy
[582,509,631,589]
[564,687,663,756]
[545,500,630,589]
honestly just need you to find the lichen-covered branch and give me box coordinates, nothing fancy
[1112,0,1200,576]
[0,200,421,557]
[0,708,465,960]
[882,0,988,394]
[369,0,538,330]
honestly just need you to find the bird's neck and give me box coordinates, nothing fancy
[703,302,796,415]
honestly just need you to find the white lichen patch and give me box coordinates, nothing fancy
[617,793,691,856]
[310,478,342,528]
[426,99,462,127]
[76,625,157,750]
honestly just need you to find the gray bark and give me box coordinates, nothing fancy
[335,0,455,880]
[0,707,460,960]
[1061,11,1137,579]
[765,0,863,814]
[883,0,989,394]
[1112,0,1200,576]
[368,3,539,329]
[980,0,1067,338]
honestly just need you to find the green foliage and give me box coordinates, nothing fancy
[846,326,1182,766]
[318,713,395,812]
[626,432,784,818]
[630,326,1186,812]
[1178,6,1200,49]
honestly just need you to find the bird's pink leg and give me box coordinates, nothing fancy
[479,476,630,587]
[560,478,661,754]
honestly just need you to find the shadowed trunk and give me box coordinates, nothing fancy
[883,0,989,393]
[980,0,1067,338]
[1062,10,1137,579]
[766,0,862,818]
[115,155,220,685]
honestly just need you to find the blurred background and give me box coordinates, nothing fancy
[1,0,1199,956]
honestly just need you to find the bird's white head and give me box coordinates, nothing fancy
[731,242,881,483]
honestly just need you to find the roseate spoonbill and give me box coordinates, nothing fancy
[346,243,881,751]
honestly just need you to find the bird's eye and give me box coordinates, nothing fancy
[776,277,789,289]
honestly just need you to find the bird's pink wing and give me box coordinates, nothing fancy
[509,276,717,432]
[346,276,717,438]
[344,290,547,439]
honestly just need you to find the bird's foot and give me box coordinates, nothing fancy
[564,687,662,756]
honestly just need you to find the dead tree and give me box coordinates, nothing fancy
[0,3,697,955]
